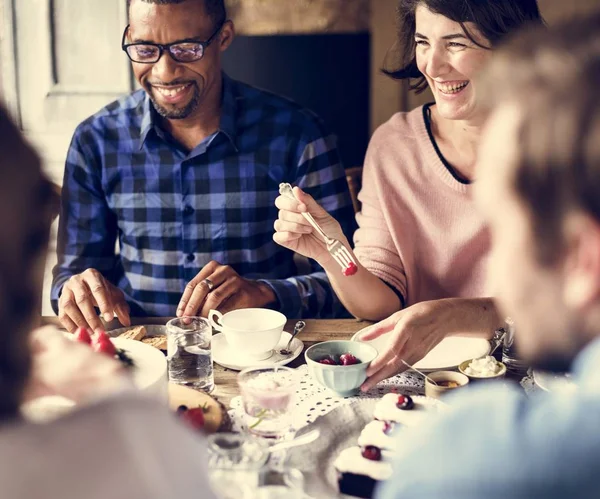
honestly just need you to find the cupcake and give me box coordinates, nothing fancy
[334,445,393,498]
[373,393,439,427]
[357,420,399,452]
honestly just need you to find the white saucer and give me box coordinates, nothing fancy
[212,331,304,371]
[533,370,577,394]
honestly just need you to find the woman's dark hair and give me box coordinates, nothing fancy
[385,0,544,93]
[0,104,55,422]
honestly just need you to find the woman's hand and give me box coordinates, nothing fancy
[273,186,348,266]
[360,298,499,391]
[25,326,133,403]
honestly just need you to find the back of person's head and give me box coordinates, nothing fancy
[482,13,600,265]
[386,0,544,92]
[0,105,54,422]
[475,12,600,371]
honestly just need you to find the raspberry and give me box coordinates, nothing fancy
[343,262,358,277]
[339,353,359,366]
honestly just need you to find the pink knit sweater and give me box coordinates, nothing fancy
[353,105,490,307]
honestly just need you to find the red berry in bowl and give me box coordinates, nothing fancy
[339,353,359,366]
[396,394,414,410]
[361,446,382,461]
[318,358,338,366]
[343,262,358,277]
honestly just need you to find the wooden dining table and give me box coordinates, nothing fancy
[40,316,372,407]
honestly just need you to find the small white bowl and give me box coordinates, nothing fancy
[459,359,507,381]
[305,340,378,397]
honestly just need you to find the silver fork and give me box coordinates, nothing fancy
[278,183,357,272]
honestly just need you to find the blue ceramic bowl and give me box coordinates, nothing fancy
[305,340,378,397]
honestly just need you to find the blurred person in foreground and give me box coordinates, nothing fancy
[379,13,600,499]
[0,105,215,499]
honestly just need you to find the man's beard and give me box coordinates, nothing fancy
[149,83,201,120]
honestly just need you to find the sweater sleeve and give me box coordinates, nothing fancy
[353,123,408,303]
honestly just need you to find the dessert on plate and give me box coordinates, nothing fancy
[373,393,440,427]
[118,325,167,350]
[334,445,393,499]
[22,329,168,423]
[357,420,398,452]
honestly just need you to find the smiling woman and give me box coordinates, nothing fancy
[385,0,545,93]
[272,0,546,390]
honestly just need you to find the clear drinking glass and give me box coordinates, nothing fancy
[166,317,214,392]
[252,468,306,499]
[238,366,298,439]
[207,433,269,499]
[502,317,529,376]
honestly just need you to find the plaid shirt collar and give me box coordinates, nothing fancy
[138,72,239,151]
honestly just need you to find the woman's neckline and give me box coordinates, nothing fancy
[422,103,471,185]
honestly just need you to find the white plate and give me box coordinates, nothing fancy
[352,327,491,372]
[212,331,303,371]
[533,370,577,394]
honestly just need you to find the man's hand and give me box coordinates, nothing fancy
[25,326,133,404]
[360,298,499,391]
[58,269,130,333]
[176,261,277,317]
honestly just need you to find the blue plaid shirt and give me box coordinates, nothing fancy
[52,74,357,318]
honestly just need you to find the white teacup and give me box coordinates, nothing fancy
[208,308,287,360]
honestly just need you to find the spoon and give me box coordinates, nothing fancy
[401,359,438,386]
[279,320,306,356]
[268,429,320,453]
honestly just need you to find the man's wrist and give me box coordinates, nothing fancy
[256,281,279,308]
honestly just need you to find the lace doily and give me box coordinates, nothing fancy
[520,369,539,395]
[229,365,425,433]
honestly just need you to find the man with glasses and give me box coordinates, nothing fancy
[52,0,356,332]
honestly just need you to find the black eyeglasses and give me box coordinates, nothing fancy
[121,21,224,64]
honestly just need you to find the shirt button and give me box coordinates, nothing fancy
[183,205,194,216]
[186,253,195,263]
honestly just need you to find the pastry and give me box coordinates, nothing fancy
[118,325,147,341]
[141,336,167,351]
[373,393,439,427]
[334,445,393,498]
[357,420,398,452]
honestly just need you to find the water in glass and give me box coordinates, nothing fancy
[166,317,214,392]
[502,317,529,376]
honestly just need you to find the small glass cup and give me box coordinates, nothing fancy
[238,366,298,439]
[166,316,214,392]
[252,468,306,499]
[207,433,269,499]
[502,317,529,376]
